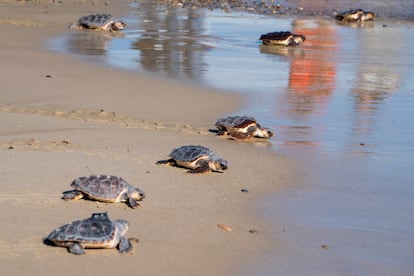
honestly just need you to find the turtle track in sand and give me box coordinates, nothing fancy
[0,104,210,135]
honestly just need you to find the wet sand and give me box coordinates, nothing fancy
[0,1,297,275]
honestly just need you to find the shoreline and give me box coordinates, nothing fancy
[0,1,298,275]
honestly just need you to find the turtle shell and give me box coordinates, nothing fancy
[169,145,214,163]
[71,175,131,202]
[335,9,376,22]
[47,213,128,249]
[259,31,305,46]
[77,14,114,29]
[216,116,257,129]
[260,31,293,41]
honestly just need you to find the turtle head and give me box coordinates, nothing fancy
[211,158,228,173]
[293,34,306,45]
[254,124,275,139]
[361,11,376,21]
[129,187,146,201]
[111,20,126,31]
[259,127,275,138]
[113,219,129,235]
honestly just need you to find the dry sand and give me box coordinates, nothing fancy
[0,1,296,275]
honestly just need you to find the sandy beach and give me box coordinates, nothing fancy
[0,1,297,275]
[2,0,414,275]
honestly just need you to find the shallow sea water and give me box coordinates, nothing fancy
[51,5,414,275]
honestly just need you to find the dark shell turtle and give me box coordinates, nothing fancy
[69,14,126,31]
[259,31,306,46]
[215,116,274,140]
[335,9,376,23]
[62,175,145,209]
[157,145,228,173]
[46,212,138,255]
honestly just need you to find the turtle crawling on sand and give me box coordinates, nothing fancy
[259,31,306,46]
[335,9,376,23]
[62,175,145,208]
[46,212,138,255]
[215,116,274,140]
[157,145,228,173]
[69,14,126,31]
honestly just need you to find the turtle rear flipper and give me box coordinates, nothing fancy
[156,158,175,166]
[216,128,228,136]
[68,242,85,255]
[62,190,84,201]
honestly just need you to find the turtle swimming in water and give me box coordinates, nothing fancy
[335,9,376,23]
[259,31,306,46]
[215,116,274,140]
[69,14,126,31]
[157,145,228,173]
[62,175,145,209]
[46,212,138,255]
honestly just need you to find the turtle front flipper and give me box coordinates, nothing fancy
[128,197,141,209]
[68,242,85,255]
[62,190,84,201]
[188,159,211,174]
[229,131,254,140]
[118,237,138,253]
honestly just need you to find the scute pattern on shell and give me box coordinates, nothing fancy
[216,116,256,129]
[169,145,213,162]
[77,13,114,28]
[259,31,293,41]
[72,175,128,201]
[48,213,116,244]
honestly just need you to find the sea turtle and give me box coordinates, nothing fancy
[215,116,274,140]
[46,212,138,255]
[62,175,145,209]
[335,9,376,23]
[259,31,306,46]
[69,14,126,31]
[157,145,228,173]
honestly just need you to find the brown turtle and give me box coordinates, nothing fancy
[259,31,306,46]
[69,14,126,31]
[335,9,376,23]
[157,145,228,173]
[215,116,274,140]
[62,175,145,208]
[46,212,138,255]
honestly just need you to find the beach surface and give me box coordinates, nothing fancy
[2,0,414,275]
[0,1,297,275]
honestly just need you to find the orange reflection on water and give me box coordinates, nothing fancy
[277,19,338,147]
[288,19,337,100]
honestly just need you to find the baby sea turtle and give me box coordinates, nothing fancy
[335,9,376,23]
[46,212,138,255]
[215,116,274,140]
[62,175,145,208]
[157,145,228,173]
[259,31,306,46]
[69,14,126,31]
